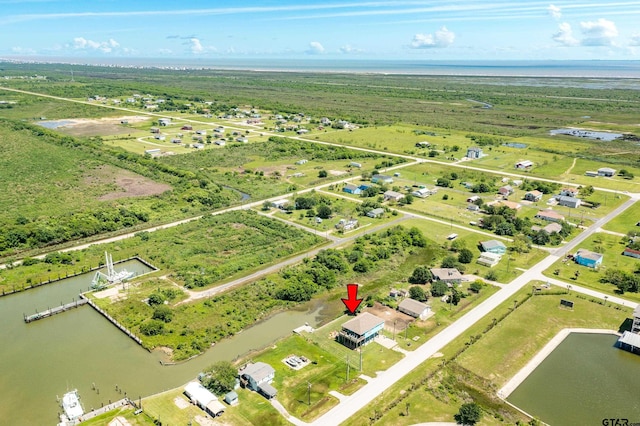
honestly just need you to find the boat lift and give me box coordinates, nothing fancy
[91,252,134,290]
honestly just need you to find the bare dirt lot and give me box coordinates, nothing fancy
[57,115,150,137]
[367,303,413,331]
[84,164,172,200]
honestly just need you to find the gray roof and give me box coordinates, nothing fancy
[398,298,429,316]
[344,183,359,190]
[481,240,506,250]
[384,190,404,198]
[368,208,385,215]
[598,167,616,173]
[258,382,278,397]
[242,362,275,382]
[342,312,385,336]
[634,305,640,318]
[576,249,603,262]
[430,268,463,281]
[618,331,640,348]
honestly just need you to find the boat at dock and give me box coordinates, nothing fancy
[91,252,134,289]
[58,389,84,425]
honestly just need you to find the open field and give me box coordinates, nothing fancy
[603,201,640,234]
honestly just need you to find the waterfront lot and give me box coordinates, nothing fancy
[543,232,640,303]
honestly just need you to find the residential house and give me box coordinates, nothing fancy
[271,199,289,209]
[184,382,225,417]
[560,188,579,197]
[623,247,640,259]
[532,222,563,234]
[574,249,603,268]
[493,200,521,210]
[336,218,359,231]
[598,167,616,177]
[192,143,205,149]
[343,184,362,195]
[154,135,166,141]
[467,195,480,203]
[467,204,480,211]
[515,160,534,169]
[372,174,394,184]
[223,391,239,406]
[195,130,207,135]
[524,190,543,202]
[498,185,514,197]
[239,362,277,399]
[633,306,640,334]
[415,141,431,148]
[466,147,483,159]
[158,118,171,126]
[412,188,431,198]
[480,240,507,255]
[477,252,502,268]
[171,138,182,144]
[383,190,405,202]
[535,210,565,222]
[430,268,463,285]
[398,298,431,320]
[296,129,309,135]
[366,208,385,218]
[556,195,581,208]
[338,312,385,349]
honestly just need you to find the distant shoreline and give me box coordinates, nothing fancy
[2,57,640,79]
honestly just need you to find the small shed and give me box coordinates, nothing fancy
[224,391,239,406]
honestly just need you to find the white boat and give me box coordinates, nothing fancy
[61,389,84,421]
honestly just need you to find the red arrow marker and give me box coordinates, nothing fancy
[341,283,362,314]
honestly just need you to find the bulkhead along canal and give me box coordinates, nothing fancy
[0,259,330,424]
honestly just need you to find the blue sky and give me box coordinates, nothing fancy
[2,1,640,60]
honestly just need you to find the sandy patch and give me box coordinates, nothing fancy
[108,417,131,426]
[84,165,172,200]
[93,287,121,300]
[329,170,348,176]
[194,415,217,426]
[56,115,150,137]
[366,303,413,331]
[174,396,190,409]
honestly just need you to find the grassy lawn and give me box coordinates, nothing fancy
[80,406,152,426]
[456,286,632,388]
[542,231,640,303]
[602,200,640,234]
[249,334,376,421]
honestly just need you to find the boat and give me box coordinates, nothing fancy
[60,389,84,422]
[91,252,134,289]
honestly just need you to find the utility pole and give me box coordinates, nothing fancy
[359,347,363,372]
[346,355,350,382]
[307,382,311,406]
[393,319,396,341]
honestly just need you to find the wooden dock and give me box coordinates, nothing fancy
[24,298,88,323]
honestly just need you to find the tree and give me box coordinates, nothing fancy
[140,319,165,336]
[409,286,428,302]
[441,255,458,268]
[148,292,165,306]
[152,305,174,323]
[532,230,550,245]
[318,169,328,178]
[469,281,483,293]
[495,222,515,236]
[458,248,473,264]
[201,361,238,395]
[431,280,449,297]
[454,402,482,425]
[409,266,432,284]
[485,270,498,281]
[436,177,452,187]
[316,204,332,219]
[353,258,373,273]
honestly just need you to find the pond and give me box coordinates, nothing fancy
[0,260,333,424]
[507,332,640,425]
[37,120,74,129]
[549,128,623,142]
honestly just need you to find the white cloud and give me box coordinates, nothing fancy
[547,4,561,20]
[339,44,362,54]
[306,41,325,54]
[10,46,36,54]
[189,38,204,54]
[580,18,618,46]
[410,26,455,49]
[630,34,640,46]
[552,22,578,46]
[72,37,120,53]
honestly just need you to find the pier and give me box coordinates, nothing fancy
[24,298,88,323]
[84,297,144,346]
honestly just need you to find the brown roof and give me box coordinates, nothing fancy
[430,268,463,281]
[342,312,385,336]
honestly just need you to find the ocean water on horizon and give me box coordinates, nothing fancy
[7,56,640,79]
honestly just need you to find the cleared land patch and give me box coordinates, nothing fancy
[85,165,172,200]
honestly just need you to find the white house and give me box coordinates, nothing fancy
[184,382,225,417]
[398,298,431,320]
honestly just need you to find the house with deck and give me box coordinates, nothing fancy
[338,312,385,349]
[239,362,276,399]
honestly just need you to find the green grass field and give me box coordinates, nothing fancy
[603,201,640,234]
[542,232,640,303]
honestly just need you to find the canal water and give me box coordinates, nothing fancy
[508,333,640,425]
[0,259,331,425]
